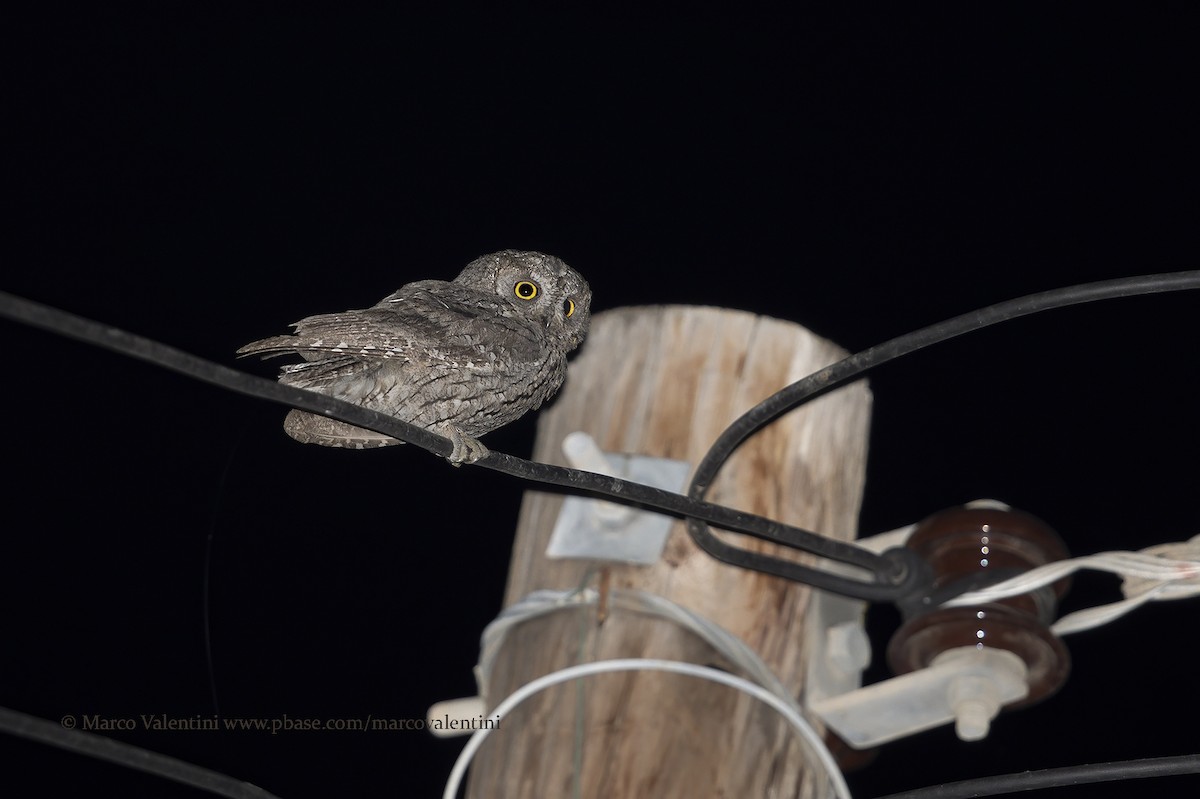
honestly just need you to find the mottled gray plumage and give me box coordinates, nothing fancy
[237,250,591,463]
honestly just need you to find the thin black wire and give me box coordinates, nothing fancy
[0,706,281,799]
[873,753,1200,798]
[685,271,1200,586]
[0,290,900,599]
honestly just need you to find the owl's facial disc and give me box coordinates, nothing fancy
[455,249,590,349]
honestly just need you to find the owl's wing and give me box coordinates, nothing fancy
[237,307,430,362]
[237,281,541,362]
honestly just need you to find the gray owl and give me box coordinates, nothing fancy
[237,250,591,464]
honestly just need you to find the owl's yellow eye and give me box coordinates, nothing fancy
[562,298,575,318]
[514,281,538,300]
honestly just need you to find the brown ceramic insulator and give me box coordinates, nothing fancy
[888,604,1070,706]
[887,505,1073,707]
[906,505,1072,617]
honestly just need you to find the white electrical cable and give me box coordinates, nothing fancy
[442,658,851,799]
[476,589,795,703]
[943,536,1200,635]
[1051,582,1174,635]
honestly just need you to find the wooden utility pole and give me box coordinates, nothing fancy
[468,306,872,797]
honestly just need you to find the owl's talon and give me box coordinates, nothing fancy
[445,428,489,466]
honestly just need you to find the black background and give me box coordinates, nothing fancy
[5,5,1198,797]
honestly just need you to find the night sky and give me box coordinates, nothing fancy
[5,5,1198,797]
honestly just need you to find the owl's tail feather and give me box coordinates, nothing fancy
[235,336,299,358]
